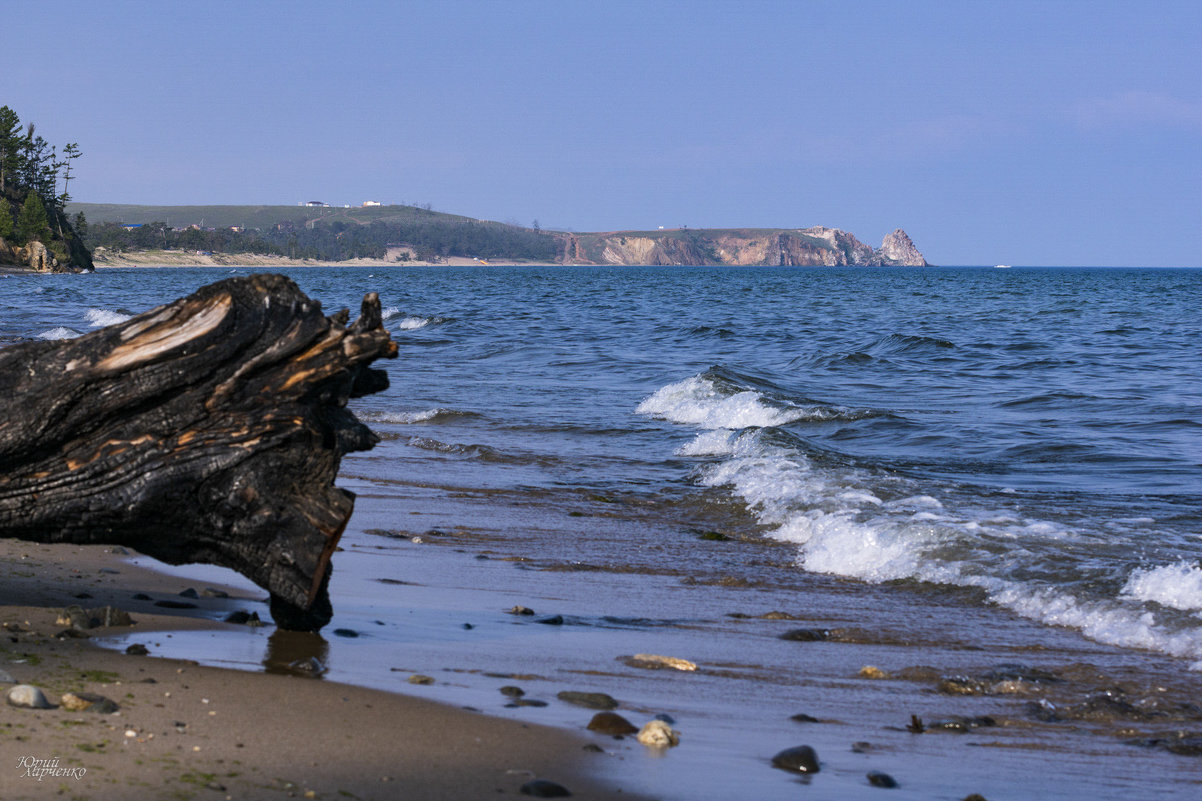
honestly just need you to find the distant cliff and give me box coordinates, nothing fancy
[559,226,928,267]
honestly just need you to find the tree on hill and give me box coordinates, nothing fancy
[0,199,13,239]
[16,191,51,244]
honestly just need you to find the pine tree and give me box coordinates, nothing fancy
[0,106,23,193]
[16,191,50,244]
[0,200,13,240]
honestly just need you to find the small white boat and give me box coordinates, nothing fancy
[994,264,1011,269]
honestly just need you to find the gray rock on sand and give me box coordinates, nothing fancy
[771,745,820,773]
[7,684,53,709]
[636,719,681,747]
[867,770,899,788]
[519,778,572,797]
[556,691,618,710]
[621,653,698,671]
[586,712,638,735]
[60,692,119,714]
[0,669,16,683]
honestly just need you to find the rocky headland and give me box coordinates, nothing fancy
[561,226,928,267]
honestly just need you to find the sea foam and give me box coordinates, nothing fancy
[86,308,133,328]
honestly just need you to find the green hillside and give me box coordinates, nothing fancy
[67,202,475,229]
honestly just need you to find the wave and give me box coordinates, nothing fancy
[361,408,478,425]
[638,371,1202,668]
[85,308,133,328]
[36,326,80,340]
[635,368,876,430]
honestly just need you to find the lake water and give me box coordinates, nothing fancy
[3,264,1201,798]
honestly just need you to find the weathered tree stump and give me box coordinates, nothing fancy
[0,274,397,631]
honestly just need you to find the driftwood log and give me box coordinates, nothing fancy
[0,274,397,631]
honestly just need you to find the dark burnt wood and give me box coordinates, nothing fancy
[0,274,398,630]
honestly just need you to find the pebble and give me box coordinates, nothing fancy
[500,686,526,698]
[623,653,698,671]
[586,712,638,735]
[867,770,899,788]
[60,692,119,714]
[779,628,830,642]
[519,778,572,797]
[506,699,548,708]
[636,719,681,748]
[536,615,564,625]
[859,665,890,679]
[332,628,360,638]
[508,605,536,616]
[132,593,152,601]
[178,588,200,599]
[790,713,821,723]
[7,685,53,709]
[407,674,435,685]
[0,669,15,683]
[556,691,618,710]
[771,745,820,774]
[201,587,230,598]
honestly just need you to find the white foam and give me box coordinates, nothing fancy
[85,308,133,328]
[366,408,452,424]
[637,375,824,430]
[397,316,431,330]
[381,306,402,320]
[641,373,1202,666]
[37,326,79,340]
[1123,562,1202,612]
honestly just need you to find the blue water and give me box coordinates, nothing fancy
[3,265,1201,665]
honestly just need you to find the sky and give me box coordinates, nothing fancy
[5,0,1201,266]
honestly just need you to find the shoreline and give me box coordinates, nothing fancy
[89,249,560,269]
[0,538,641,801]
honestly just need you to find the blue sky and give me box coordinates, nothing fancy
[6,0,1200,265]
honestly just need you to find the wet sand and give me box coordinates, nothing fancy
[34,473,1201,801]
[0,539,641,801]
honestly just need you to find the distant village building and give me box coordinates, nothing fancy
[305,201,325,207]
[362,201,381,207]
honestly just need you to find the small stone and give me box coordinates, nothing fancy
[556,691,618,710]
[636,719,680,747]
[462,623,474,630]
[407,674,435,685]
[851,742,873,753]
[223,610,253,624]
[536,615,564,625]
[201,587,230,598]
[519,778,572,798]
[500,685,526,698]
[288,657,326,674]
[938,676,988,695]
[72,592,94,600]
[867,771,898,788]
[154,600,197,609]
[178,588,200,599]
[586,712,638,735]
[61,692,119,713]
[622,653,698,671]
[508,605,536,616]
[131,593,152,601]
[859,665,890,679]
[582,743,604,753]
[771,745,820,773]
[55,628,90,639]
[963,795,989,801]
[7,685,53,709]
[654,713,676,724]
[125,643,149,656]
[508,699,548,708]
[779,628,830,642]
[0,669,16,683]
[332,628,360,638]
[89,606,132,626]
[790,713,821,723]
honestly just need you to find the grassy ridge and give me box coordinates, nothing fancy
[67,203,475,229]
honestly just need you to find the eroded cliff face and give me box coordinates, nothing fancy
[561,226,927,267]
[876,228,928,266]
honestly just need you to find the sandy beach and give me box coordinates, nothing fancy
[88,249,558,269]
[0,538,642,801]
